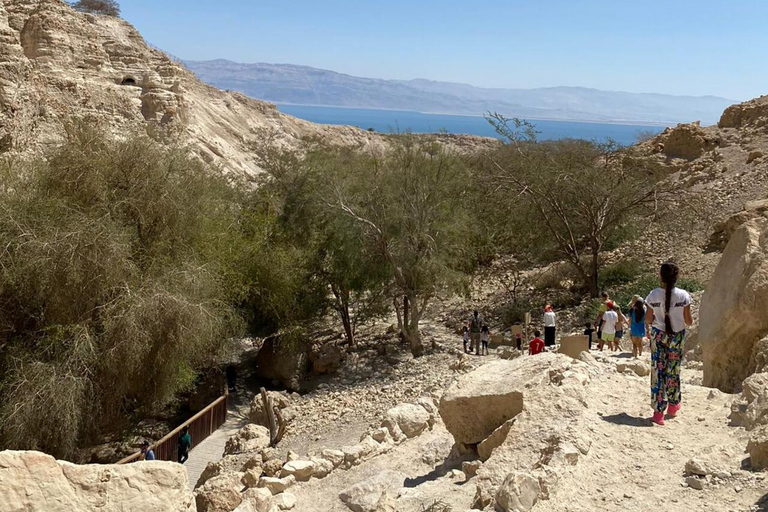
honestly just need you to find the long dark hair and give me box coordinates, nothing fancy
[660,261,679,334]
[633,300,645,323]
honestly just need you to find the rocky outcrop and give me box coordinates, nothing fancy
[699,218,768,391]
[224,425,271,456]
[0,450,195,512]
[255,335,311,391]
[719,95,768,129]
[706,199,768,252]
[338,470,406,512]
[0,0,383,177]
[657,122,717,160]
[438,359,527,445]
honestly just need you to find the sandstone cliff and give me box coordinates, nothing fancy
[0,0,384,177]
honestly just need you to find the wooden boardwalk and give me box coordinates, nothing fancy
[184,405,249,490]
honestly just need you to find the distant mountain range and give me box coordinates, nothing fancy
[184,59,736,125]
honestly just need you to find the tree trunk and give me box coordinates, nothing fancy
[393,296,403,332]
[589,246,600,297]
[340,304,354,347]
[405,295,424,357]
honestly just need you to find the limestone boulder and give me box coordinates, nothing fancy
[616,360,650,377]
[338,471,406,512]
[255,335,310,391]
[440,356,564,445]
[659,122,715,160]
[495,472,541,512]
[739,372,768,430]
[0,451,195,512]
[700,218,768,391]
[235,488,273,512]
[224,424,271,456]
[309,342,344,374]
[382,403,430,439]
[258,475,295,495]
[248,391,292,428]
[748,425,768,469]
[321,449,345,468]
[280,460,314,481]
[719,95,768,129]
[195,471,245,512]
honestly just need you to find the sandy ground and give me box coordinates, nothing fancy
[274,347,767,512]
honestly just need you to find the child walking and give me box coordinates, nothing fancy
[480,325,490,355]
[629,295,647,357]
[462,325,470,353]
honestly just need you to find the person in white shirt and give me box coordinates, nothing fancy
[543,305,556,347]
[598,302,619,351]
[645,261,692,426]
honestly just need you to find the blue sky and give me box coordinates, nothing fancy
[120,0,767,100]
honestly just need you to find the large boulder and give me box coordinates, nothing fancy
[0,450,195,512]
[659,122,715,160]
[309,342,344,374]
[195,472,245,512]
[248,391,293,428]
[495,472,541,512]
[439,357,557,445]
[224,425,271,456]
[700,218,768,391]
[719,95,768,129]
[382,403,430,439]
[255,335,310,391]
[705,199,768,252]
[748,425,768,470]
[338,471,406,512]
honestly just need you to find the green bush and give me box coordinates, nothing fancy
[598,259,647,289]
[0,124,244,457]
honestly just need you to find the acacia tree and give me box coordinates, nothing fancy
[331,139,471,356]
[72,0,120,16]
[483,114,670,296]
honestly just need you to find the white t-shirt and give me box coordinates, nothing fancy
[543,311,556,327]
[602,310,619,335]
[645,287,692,333]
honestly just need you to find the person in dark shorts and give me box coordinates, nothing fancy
[584,322,595,350]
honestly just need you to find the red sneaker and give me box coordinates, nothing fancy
[667,403,681,418]
[652,411,665,425]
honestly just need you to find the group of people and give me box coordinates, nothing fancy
[462,310,492,355]
[139,425,192,463]
[462,261,693,426]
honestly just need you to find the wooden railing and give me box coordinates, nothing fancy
[117,392,228,464]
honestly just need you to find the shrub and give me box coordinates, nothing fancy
[598,259,647,289]
[71,0,120,16]
[0,124,243,457]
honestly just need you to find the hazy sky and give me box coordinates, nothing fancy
[120,0,766,101]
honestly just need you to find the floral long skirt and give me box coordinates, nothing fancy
[650,327,686,413]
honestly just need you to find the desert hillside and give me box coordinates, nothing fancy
[0,0,387,177]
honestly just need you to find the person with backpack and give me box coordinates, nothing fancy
[628,295,647,357]
[178,425,192,464]
[645,261,692,426]
[468,310,483,356]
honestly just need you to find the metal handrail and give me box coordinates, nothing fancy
[117,392,228,464]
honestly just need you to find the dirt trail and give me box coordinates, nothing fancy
[280,350,767,512]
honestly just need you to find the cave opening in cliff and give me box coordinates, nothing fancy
[121,77,137,86]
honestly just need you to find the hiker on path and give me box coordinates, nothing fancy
[462,325,470,353]
[646,261,692,426]
[468,310,483,356]
[612,304,626,352]
[178,426,191,464]
[529,330,545,355]
[515,331,522,351]
[594,291,610,342]
[598,301,619,351]
[629,295,647,357]
[480,325,490,355]
[141,441,155,461]
[543,305,556,347]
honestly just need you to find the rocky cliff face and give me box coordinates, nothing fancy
[0,0,381,177]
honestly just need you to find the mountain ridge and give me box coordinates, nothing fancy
[184,58,736,125]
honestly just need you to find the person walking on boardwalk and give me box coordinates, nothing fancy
[468,310,483,356]
[178,425,192,464]
[543,305,556,347]
[141,440,155,461]
[645,261,692,426]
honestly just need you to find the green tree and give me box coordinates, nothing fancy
[483,114,670,296]
[330,139,472,356]
[71,0,120,16]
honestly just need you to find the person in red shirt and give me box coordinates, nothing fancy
[529,330,545,355]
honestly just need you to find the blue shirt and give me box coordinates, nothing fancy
[630,306,646,337]
[144,449,155,461]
